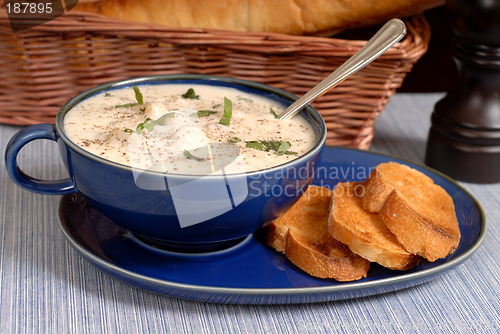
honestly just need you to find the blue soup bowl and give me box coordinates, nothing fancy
[5,75,327,251]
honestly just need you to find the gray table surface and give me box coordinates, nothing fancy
[1,93,499,333]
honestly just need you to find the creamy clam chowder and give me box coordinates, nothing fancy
[64,84,317,174]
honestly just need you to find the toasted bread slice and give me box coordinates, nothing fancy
[361,162,435,213]
[361,162,461,262]
[329,182,420,270]
[264,185,370,281]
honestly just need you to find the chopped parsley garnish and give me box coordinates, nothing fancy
[238,96,252,103]
[270,107,279,119]
[228,137,241,144]
[115,103,141,108]
[124,112,175,134]
[245,141,264,150]
[229,136,296,156]
[104,92,111,97]
[134,85,143,104]
[184,150,205,162]
[245,140,297,156]
[219,97,232,126]
[115,85,144,108]
[274,141,298,156]
[191,110,218,118]
[182,88,199,99]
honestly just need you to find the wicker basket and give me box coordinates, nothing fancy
[0,11,430,149]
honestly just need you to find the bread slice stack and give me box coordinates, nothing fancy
[264,161,461,281]
[329,181,421,270]
[263,185,370,281]
[359,162,461,262]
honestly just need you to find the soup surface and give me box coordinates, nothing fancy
[64,84,317,174]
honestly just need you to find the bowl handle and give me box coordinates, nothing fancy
[5,124,77,195]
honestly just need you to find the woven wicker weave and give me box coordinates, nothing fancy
[0,11,430,149]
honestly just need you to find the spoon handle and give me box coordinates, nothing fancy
[279,18,407,120]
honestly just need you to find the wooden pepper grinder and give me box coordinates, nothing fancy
[425,0,500,183]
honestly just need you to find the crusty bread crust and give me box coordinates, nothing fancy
[284,231,371,281]
[361,162,461,262]
[379,189,460,262]
[361,162,435,213]
[264,185,370,281]
[329,182,420,270]
[74,0,444,35]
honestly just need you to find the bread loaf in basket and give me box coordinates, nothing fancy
[74,0,443,36]
[0,1,432,148]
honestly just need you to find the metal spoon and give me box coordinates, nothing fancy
[279,18,407,120]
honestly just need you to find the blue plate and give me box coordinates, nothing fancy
[58,147,486,305]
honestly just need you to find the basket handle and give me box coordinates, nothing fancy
[5,124,77,195]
